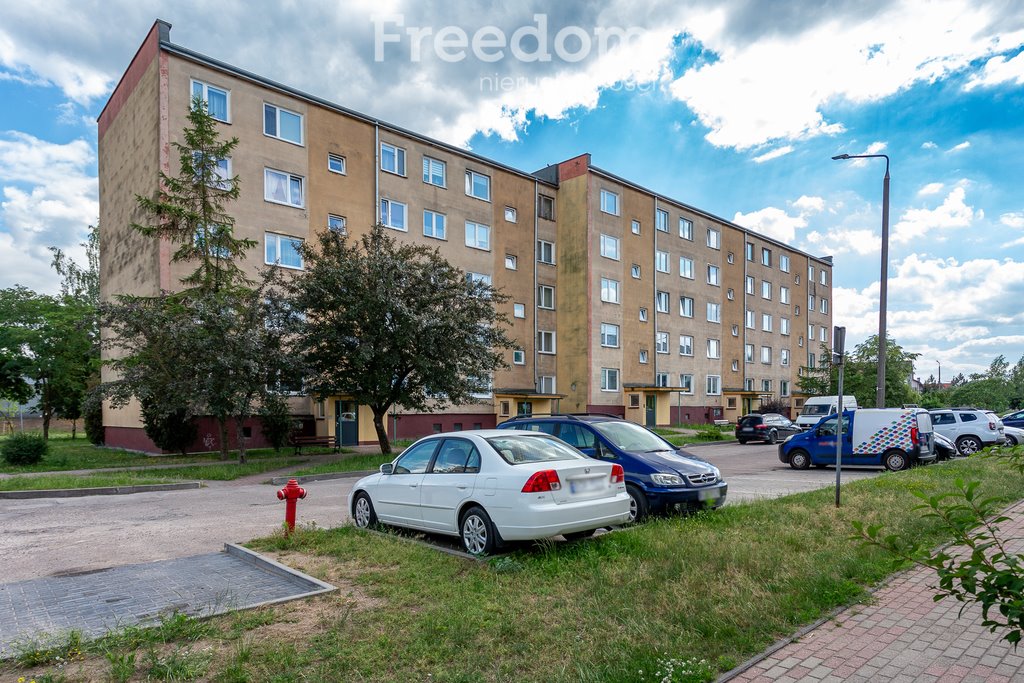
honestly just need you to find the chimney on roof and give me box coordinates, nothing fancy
[156,19,172,43]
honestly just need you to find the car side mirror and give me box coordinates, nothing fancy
[380,463,394,475]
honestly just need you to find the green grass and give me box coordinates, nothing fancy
[7,455,1022,682]
[289,453,394,477]
[0,458,303,491]
[0,431,325,474]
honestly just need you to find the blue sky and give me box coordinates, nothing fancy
[1,0,1022,381]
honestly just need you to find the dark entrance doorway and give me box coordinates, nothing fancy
[335,400,358,446]
[645,395,656,427]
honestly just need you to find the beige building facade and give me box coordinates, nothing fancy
[98,21,832,451]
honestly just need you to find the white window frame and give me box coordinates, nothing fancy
[679,257,695,280]
[538,376,556,394]
[512,349,526,365]
[264,103,303,145]
[423,210,446,239]
[780,254,790,273]
[656,250,670,273]
[328,214,347,234]
[600,323,620,348]
[707,338,721,359]
[762,281,772,300]
[745,310,755,329]
[761,247,772,267]
[631,264,641,279]
[600,234,621,260]
[538,195,555,220]
[380,198,408,231]
[656,372,670,388]
[707,228,721,250]
[639,350,649,364]
[423,156,446,187]
[328,153,347,175]
[601,278,621,304]
[762,379,773,393]
[656,208,669,232]
[706,375,721,396]
[264,232,304,270]
[745,242,754,261]
[380,142,406,176]
[505,254,518,270]
[762,313,773,332]
[746,276,755,295]
[631,219,641,235]
[537,240,555,265]
[781,317,790,336]
[745,344,754,362]
[600,189,620,216]
[465,221,491,251]
[679,296,694,318]
[780,286,790,305]
[680,374,694,394]
[781,349,790,366]
[679,335,694,356]
[656,332,669,354]
[820,270,828,286]
[655,290,669,313]
[538,285,555,310]
[707,302,721,323]
[513,303,526,319]
[191,79,229,122]
[465,170,491,201]
[781,380,791,397]
[639,307,648,322]
[538,330,556,354]
[707,264,720,286]
[505,206,518,223]
[821,298,829,314]
[601,368,620,392]
[679,217,693,240]
[761,346,772,364]
[264,168,304,208]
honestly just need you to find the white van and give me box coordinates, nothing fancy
[780,408,936,471]
[796,395,860,428]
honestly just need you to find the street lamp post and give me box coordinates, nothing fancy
[936,360,941,388]
[832,153,890,408]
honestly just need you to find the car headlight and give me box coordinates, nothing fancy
[710,466,721,479]
[651,472,685,486]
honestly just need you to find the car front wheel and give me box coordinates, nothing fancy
[626,485,649,523]
[955,436,982,456]
[460,506,497,556]
[353,492,377,529]
[788,449,811,470]
[1006,434,1020,446]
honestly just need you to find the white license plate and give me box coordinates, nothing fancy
[569,478,604,494]
[698,487,722,501]
[742,427,753,432]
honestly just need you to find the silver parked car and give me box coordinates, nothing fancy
[929,408,1005,455]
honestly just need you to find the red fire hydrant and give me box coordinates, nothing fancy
[276,478,307,533]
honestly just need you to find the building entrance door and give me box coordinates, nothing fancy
[335,400,358,446]
[645,395,656,427]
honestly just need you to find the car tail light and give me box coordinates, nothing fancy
[610,464,624,484]
[910,427,919,445]
[989,420,997,430]
[522,469,562,493]
[755,424,767,430]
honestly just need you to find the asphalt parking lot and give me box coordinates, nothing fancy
[0,441,882,582]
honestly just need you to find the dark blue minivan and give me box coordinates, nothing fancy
[497,414,726,521]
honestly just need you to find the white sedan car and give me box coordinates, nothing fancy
[348,430,631,555]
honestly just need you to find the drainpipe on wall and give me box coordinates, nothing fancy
[374,124,380,223]
[533,180,539,395]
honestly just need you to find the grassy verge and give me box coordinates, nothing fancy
[0,459,304,491]
[7,455,1022,682]
[0,432,337,474]
[289,453,395,477]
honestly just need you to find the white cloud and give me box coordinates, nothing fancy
[921,141,938,149]
[733,195,824,243]
[1000,212,1024,228]
[752,145,793,163]
[0,132,97,294]
[891,186,975,244]
[804,228,879,256]
[917,182,944,196]
[948,140,971,152]
[964,50,1024,91]
[667,2,1024,150]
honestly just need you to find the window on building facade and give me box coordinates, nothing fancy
[679,296,694,318]
[600,189,620,215]
[679,335,693,356]
[537,240,555,264]
[780,254,790,272]
[820,326,828,343]
[679,217,693,240]
[762,281,772,300]
[380,198,407,230]
[761,346,772,364]
[781,380,790,396]
[781,317,790,335]
[601,368,620,391]
[379,142,406,175]
[465,221,491,250]
[680,374,694,394]
[745,343,754,362]
[780,286,790,304]
[679,256,694,279]
[655,290,669,313]
[639,307,648,322]
[746,309,755,329]
[706,375,721,395]
[656,373,670,387]
[762,379,772,393]
[466,272,491,287]
[465,170,491,200]
[264,103,303,145]
[538,285,555,310]
[264,168,304,207]
[513,303,526,318]
[601,278,620,304]
[821,298,829,314]
[820,269,828,286]
[601,323,620,348]
[504,206,517,223]
[538,330,556,354]
[656,332,669,354]
[538,376,556,394]
[264,232,303,269]
[639,350,649,364]
[761,247,772,267]
[538,195,554,220]
[191,80,229,122]
[328,214,347,234]
[745,242,754,261]
[656,250,670,273]
[423,210,446,239]
[601,234,621,260]
[707,228,721,249]
[707,338,721,359]
[781,348,790,366]
[631,264,641,279]
[656,208,669,232]
[744,377,754,391]
[731,324,739,337]
[707,302,721,323]
[707,264,720,286]
[631,219,641,235]
[762,313,773,332]
[423,156,446,186]
[504,254,517,270]
[746,276,755,295]
[328,153,346,175]
[512,349,525,365]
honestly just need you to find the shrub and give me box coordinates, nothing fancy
[1,431,49,466]
[695,425,725,440]
[260,394,293,452]
[141,400,197,455]
[83,388,105,446]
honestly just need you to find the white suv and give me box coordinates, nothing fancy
[929,409,1005,455]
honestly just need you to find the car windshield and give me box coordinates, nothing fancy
[485,434,586,465]
[801,403,832,416]
[592,421,673,452]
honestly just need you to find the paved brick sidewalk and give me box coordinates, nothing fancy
[0,547,331,658]
[725,503,1024,682]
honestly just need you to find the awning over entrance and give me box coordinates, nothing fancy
[494,389,565,422]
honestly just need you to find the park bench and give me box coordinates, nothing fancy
[289,434,339,455]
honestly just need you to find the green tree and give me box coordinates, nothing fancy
[288,225,516,454]
[796,336,921,407]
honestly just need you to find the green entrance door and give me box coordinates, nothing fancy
[335,400,358,446]
[645,395,656,427]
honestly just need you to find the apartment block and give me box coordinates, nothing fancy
[98,21,832,452]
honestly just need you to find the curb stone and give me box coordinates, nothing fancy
[0,481,202,499]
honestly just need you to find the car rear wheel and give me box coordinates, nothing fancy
[460,506,497,556]
[955,436,982,456]
[737,438,747,444]
[884,450,908,471]
[626,485,649,523]
[352,492,377,529]
[788,449,811,470]
[767,429,778,445]
[563,528,597,541]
